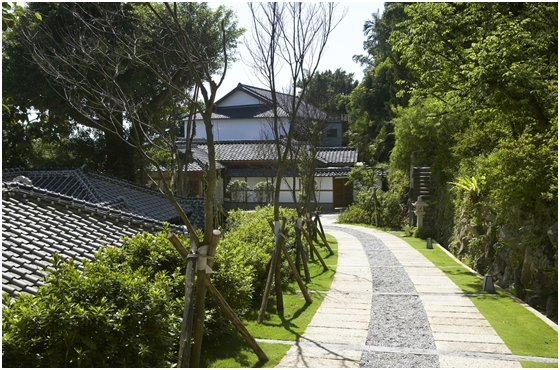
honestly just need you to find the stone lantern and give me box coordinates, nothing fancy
[412,195,427,228]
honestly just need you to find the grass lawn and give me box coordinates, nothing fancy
[201,234,338,368]
[390,231,558,367]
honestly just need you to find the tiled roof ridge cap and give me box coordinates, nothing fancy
[2,167,103,203]
[2,181,173,229]
[214,103,270,109]
[74,167,103,203]
[196,139,277,145]
[318,146,357,151]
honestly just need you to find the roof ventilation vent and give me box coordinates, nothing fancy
[14,175,32,186]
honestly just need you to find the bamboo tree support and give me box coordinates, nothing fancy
[293,218,310,283]
[168,235,197,368]
[314,212,327,242]
[300,226,329,272]
[311,213,318,242]
[275,219,286,313]
[279,235,312,304]
[269,220,312,304]
[205,279,269,363]
[307,215,333,255]
[190,230,221,368]
[257,219,285,324]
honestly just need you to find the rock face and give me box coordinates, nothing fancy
[451,213,558,323]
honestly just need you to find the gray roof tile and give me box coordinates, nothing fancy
[2,181,187,296]
[3,167,205,230]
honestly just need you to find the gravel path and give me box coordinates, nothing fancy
[325,226,440,368]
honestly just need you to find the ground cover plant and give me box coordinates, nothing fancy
[391,232,558,367]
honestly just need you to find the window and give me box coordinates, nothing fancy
[326,128,337,138]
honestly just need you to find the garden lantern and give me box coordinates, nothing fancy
[412,195,427,228]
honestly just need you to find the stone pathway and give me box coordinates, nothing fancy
[276,229,371,367]
[271,220,557,368]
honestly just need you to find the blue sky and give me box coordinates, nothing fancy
[210,2,384,99]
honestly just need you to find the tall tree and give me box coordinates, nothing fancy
[298,68,358,116]
[246,2,345,221]
[346,3,414,164]
[246,2,345,321]
[11,2,244,366]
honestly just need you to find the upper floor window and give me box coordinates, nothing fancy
[326,128,338,138]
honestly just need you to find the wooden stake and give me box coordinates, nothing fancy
[310,220,333,255]
[257,221,282,324]
[275,219,286,314]
[190,230,221,368]
[168,235,197,368]
[280,238,312,304]
[301,226,328,272]
[315,212,327,242]
[293,218,310,283]
[205,279,269,363]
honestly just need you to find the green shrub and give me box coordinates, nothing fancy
[2,223,278,366]
[226,179,249,203]
[377,190,406,230]
[222,206,300,303]
[338,204,373,225]
[2,253,181,367]
[253,180,274,204]
[413,226,435,240]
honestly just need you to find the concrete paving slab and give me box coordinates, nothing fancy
[432,332,506,343]
[307,317,374,330]
[428,316,492,327]
[415,285,464,294]
[435,341,513,354]
[438,355,521,368]
[277,355,360,368]
[283,345,363,361]
[422,304,481,313]
[430,323,498,335]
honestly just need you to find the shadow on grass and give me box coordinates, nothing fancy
[439,267,489,294]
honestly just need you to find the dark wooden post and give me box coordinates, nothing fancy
[310,220,333,255]
[279,238,312,304]
[205,279,269,363]
[190,230,221,368]
[293,218,310,283]
[168,235,197,368]
[315,212,327,241]
[276,219,287,313]
[301,226,329,272]
[258,219,283,323]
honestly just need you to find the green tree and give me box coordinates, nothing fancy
[390,2,557,227]
[346,3,415,164]
[2,3,241,181]
[297,68,358,116]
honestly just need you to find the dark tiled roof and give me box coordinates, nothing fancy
[193,140,357,167]
[3,168,205,229]
[316,147,358,165]
[187,83,329,121]
[315,167,353,177]
[178,147,226,172]
[225,166,352,178]
[196,141,280,162]
[2,182,186,296]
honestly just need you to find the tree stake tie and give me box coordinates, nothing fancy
[196,245,213,274]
